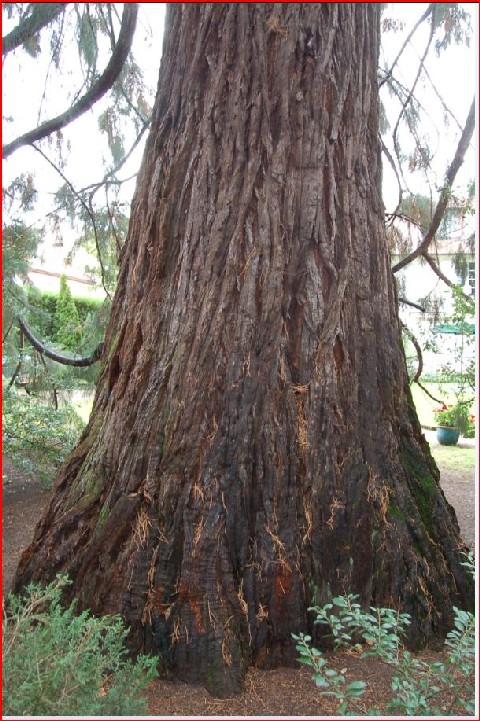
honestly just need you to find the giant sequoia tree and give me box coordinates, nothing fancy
[14,4,474,695]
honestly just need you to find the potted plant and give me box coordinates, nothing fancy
[433,403,471,446]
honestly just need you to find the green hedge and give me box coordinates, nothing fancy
[27,286,106,340]
[55,275,82,350]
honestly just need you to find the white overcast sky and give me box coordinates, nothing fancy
[2,3,477,237]
[379,3,477,207]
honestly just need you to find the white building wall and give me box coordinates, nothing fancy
[27,236,106,299]
[393,248,475,376]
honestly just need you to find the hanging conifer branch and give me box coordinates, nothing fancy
[17,316,103,367]
[391,5,437,166]
[31,143,113,300]
[415,380,444,405]
[398,297,425,313]
[401,323,424,383]
[83,122,150,199]
[392,100,475,274]
[379,4,434,90]
[422,253,472,302]
[2,3,138,159]
[2,3,70,57]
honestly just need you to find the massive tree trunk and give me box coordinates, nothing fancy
[14,4,473,696]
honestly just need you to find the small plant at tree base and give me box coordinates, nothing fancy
[294,552,475,715]
[2,576,158,716]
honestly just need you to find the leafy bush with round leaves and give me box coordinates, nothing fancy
[2,384,85,485]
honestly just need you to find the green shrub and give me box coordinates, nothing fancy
[2,385,85,485]
[54,274,82,350]
[26,286,106,341]
[293,553,475,715]
[2,576,158,716]
[74,294,108,317]
[26,285,56,340]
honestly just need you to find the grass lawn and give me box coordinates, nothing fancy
[410,383,475,471]
[430,444,475,471]
[65,391,94,423]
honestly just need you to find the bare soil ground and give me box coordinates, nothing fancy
[2,433,475,717]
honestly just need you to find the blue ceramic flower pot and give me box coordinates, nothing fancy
[436,426,460,446]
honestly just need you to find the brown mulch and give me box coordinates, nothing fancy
[2,451,475,717]
[2,457,52,597]
[144,656,396,717]
[144,649,469,717]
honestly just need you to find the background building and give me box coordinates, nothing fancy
[392,236,475,377]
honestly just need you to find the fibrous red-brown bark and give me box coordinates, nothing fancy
[14,4,473,696]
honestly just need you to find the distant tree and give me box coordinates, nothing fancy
[54,275,81,350]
